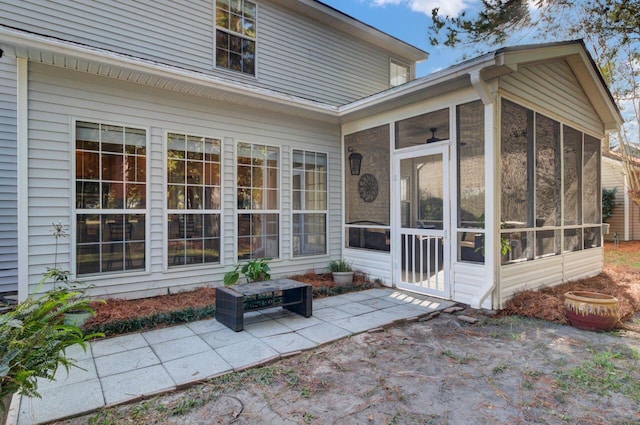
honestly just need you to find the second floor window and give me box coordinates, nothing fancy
[216,0,256,75]
[390,60,410,87]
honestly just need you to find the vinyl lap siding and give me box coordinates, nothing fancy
[0,57,17,293]
[601,158,626,240]
[27,63,341,298]
[499,248,603,306]
[499,60,603,135]
[0,0,395,106]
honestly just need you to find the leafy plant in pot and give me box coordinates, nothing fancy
[223,258,272,286]
[329,259,354,286]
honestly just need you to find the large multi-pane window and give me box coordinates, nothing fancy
[167,133,221,267]
[237,143,279,260]
[500,99,601,265]
[215,0,256,75]
[75,122,146,275]
[292,150,327,256]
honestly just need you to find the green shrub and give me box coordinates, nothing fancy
[0,287,101,411]
[602,188,617,222]
[328,259,352,273]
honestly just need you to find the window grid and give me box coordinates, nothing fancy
[75,121,147,276]
[215,0,256,75]
[292,150,328,257]
[237,142,280,260]
[167,133,222,267]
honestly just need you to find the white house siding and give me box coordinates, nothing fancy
[601,158,626,240]
[498,60,602,136]
[500,256,565,305]
[452,263,486,306]
[344,249,393,284]
[0,0,395,105]
[0,56,17,293]
[26,62,342,298]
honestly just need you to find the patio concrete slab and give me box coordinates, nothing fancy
[295,322,353,345]
[101,364,176,405]
[142,324,195,345]
[91,333,149,357]
[215,339,280,370]
[199,326,257,349]
[311,306,353,321]
[334,301,377,316]
[186,318,229,334]
[35,358,98,392]
[17,288,457,425]
[275,314,323,331]
[18,379,104,425]
[244,318,296,338]
[95,346,159,377]
[358,297,399,310]
[261,332,316,354]
[163,350,233,385]
[150,335,212,363]
[63,342,94,361]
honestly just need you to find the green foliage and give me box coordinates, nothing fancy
[328,258,352,273]
[602,187,617,221]
[84,305,216,337]
[223,258,272,286]
[0,285,101,410]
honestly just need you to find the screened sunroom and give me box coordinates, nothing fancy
[340,41,622,309]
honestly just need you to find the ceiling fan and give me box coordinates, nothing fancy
[426,128,443,144]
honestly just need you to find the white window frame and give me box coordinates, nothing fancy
[291,149,328,258]
[214,0,258,76]
[164,131,223,270]
[390,58,411,87]
[72,119,150,278]
[235,141,281,261]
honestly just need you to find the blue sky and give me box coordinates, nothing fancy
[320,0,473,77]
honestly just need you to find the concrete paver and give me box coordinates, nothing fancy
[17,288,455,424]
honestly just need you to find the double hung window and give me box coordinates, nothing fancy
[167,133,222,267]
[215,0,256,75]
[75,122,147,275]
[292,150,327,256]
[237,143,279,260]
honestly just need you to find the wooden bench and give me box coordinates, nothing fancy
[215,279,312,332]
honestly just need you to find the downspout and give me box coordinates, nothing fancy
[469,69,498,309]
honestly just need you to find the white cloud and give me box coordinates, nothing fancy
[371,0,469,17]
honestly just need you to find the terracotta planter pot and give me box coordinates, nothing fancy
[564,291,619,332]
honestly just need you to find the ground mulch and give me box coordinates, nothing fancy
[85,271,366,328]
[502,242,640,327]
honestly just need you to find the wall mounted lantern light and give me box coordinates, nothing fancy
[348,147,363,176]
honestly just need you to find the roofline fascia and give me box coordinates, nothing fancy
[338,52,496,115]
[0,26,339,117]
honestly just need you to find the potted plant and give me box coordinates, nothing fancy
[223,258,272,286]
[329,259,354,285]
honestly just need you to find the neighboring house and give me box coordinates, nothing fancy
[602,150,640,240]
[0,1,621,309]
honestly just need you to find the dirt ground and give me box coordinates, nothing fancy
[58,312,640,425]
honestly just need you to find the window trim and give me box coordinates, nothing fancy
[389,58,411,87]
[71,118,151,279]
[163,130,224,271]
[291,148,329,258]
[234,141,281,261]
[213,0,259,77]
